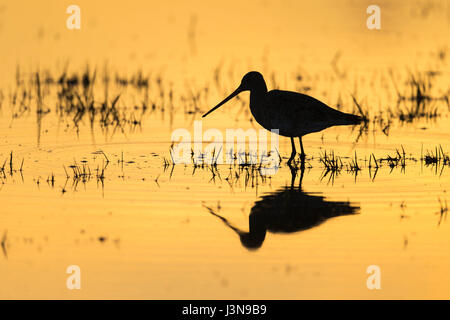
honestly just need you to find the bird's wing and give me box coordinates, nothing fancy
[263,90,343,135]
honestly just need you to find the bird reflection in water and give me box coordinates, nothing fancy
[205,167,360,250]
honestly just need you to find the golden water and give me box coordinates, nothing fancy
[0,0,449,299]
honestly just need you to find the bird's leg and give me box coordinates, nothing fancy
[298,163,305,189]
[289,165,297,188]
[287,137,296,166]
[298,137,306,163]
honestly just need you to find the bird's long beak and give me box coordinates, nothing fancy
[202,86,243,118]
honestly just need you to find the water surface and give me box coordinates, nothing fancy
[0,0,449,299]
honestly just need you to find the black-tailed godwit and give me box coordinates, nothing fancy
[203,71,363,165]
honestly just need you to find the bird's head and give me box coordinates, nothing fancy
[202,71,266,118]
[239,71,265,91]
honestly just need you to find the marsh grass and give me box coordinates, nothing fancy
[0,151,24,182]
[56,153,110,192]
[1,230,7,259]
[437,198,448,226]
[318,150,344,184]
[164,147,277,189]
[421,145,450,176]
[389,70,449,123]
[8,66,167,140]
[422,145,449,166]
[164,143,450,187]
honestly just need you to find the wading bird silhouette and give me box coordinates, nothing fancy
[203,71,363,165]
[204,167,360,250]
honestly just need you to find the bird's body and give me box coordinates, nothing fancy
[250,89,362,138]
[203,71,363,165]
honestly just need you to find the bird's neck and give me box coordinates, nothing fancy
[249,83,267,110]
